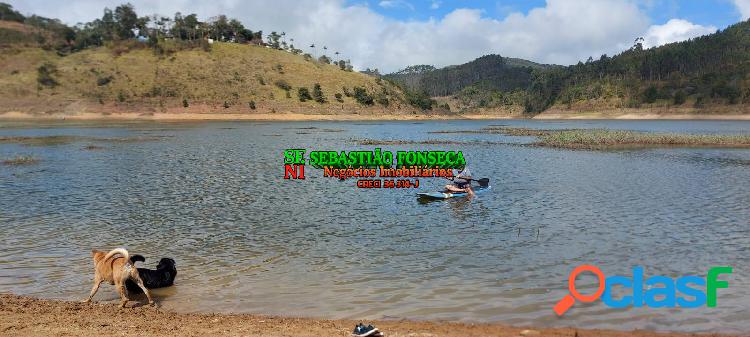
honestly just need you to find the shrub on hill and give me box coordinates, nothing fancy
[312,83,326,103]
[36,62,58,88]
[298,87,312,102]
[274,80,291,91]
[352,87,373,106]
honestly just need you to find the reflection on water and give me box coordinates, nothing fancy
[0,119,749,333]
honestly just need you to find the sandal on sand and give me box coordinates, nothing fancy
[352,323,383,337]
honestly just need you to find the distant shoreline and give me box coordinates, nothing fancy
[0,294,737,337]
[2,111,749,122]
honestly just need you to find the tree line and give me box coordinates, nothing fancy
[385,19,750,114]
[522,20,750,113]
[383,55,552,97]
[0,1,352,70]
[1,2,259,52]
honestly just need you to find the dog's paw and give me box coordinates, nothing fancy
[148,301,155,307]
[81,299,91,304]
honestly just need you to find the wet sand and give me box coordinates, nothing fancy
[0,294,734,337]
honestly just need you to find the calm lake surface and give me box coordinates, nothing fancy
[0,119,748,333]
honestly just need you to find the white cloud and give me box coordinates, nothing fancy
[366,0,650,69]
[5,0,722,72]
[733,0,750,19]
[430,1,441,10]
[378,0,414,11]
[642,19,716,48]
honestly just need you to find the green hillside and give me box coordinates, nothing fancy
[387,20,750,116]
[384,55,553,97]
[522,20,750,114]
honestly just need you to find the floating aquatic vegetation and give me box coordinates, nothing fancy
[0,135,170,146]
[98,135,172,142]
[429,126,571,136]
[429,126,750,150]
[82,145,105,150]
[2,155,39,165]
[0,136,81,146]
[354,138,508,146]
[536,129,750,150]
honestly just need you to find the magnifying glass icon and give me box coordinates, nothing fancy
[553,265,605,316]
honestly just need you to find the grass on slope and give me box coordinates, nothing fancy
[0,41,407,112]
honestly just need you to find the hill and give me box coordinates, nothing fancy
[2,0,748,120]
[384,55,553,97]
[0,42,416,117]
[387,20,750,117]
[522,20,750,115]
[0,24,418,117]
[0,2,431,118]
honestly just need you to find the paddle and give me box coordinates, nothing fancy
[468,178,490,187]
[448,176,490,187]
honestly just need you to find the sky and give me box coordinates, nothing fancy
[7,0,749,72]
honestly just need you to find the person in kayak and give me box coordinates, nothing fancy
[445,165,475,196]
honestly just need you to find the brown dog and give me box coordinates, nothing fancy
[83,248,154,307]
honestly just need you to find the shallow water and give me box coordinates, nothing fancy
[0,119,749,333]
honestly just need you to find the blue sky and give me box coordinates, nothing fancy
[10,0,750,71]
[364,0,743,31]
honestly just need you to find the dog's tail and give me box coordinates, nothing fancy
[130,254,145,264]
[102,248,130,263]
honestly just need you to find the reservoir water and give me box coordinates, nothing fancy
[0,119,748,333]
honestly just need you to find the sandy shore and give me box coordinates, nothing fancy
[531,113,750,120]
[1,110,749,121]
[0,111,455,121]
[0,294,734,337]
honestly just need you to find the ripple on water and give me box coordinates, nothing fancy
[0,120,749,333]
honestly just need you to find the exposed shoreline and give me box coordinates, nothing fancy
[1,110,749,122]
[0,294,736,337]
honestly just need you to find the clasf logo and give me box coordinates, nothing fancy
[554,265,733,316]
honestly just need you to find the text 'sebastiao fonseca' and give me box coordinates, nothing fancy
[309,148,465,181]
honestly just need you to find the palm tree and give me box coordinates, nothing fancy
[310,43,316,58]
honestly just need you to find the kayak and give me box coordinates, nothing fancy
[417,185,491,199]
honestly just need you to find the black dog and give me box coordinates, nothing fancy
[125,255,177,293]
